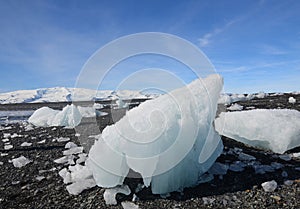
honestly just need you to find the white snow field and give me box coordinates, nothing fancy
[0,87,154,104]
[215,109,300,154]
[87,74,224,194]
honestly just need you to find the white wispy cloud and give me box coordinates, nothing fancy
[260,44,288,55]
[198,19,238,47]
[216,59,300,73]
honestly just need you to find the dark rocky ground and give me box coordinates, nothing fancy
[0,93,299,209]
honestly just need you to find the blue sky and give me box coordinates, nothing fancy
[0,0,299,93]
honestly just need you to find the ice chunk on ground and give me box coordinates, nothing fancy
[103,185,131,205]
[20,142,32,147]
[279,154,292,161]
[0,162,3,165]
[261,180,277,192]
[3,133,11,138]
[208,162,229,175]
[4,144,13,150]
[229,161,246,172]
[270,162,283,169]
[28,107,59,127]
[255,92,268,99]
[2,138,9,142]
[227,103,243,111]
[77,106,96,117]
[238,152,256,161]
[66,178,96,195]
[36,176,45,181]
[215,109,300,154]
[54,137,70,142]
[54,155,75,165]
[11,156,31,168]
[69,164,93,181]
[253,164,275,174]
[37,139,46,144]
[11,133,21,138]
[65,142,78,149]
[52,105,82,127]
[292,152,300,158]
[288,97,296,104]
[63,147,83,156]
[121,201,139,209]
[59,168,72,184]
[87,74,223,194]
[28,105,82,128]
[76,153,87,164]
[284,180,293,186]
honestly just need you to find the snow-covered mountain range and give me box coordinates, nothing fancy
[0,87,155,104]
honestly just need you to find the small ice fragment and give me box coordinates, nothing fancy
[69,164,93,181]
[65,142,78,149]
[292,152,300,158]
[1,153,8,156]
[261,180,277,192]
[63,147,83,155]
[3,133,11,138]
[66,178,96,195]
[279,154,292,161]
[229,161,246,172]
[227,103,243,111]
[270,162,283,169]
[132,194,139,202]
[54,155,75,165]
[253,164,275,174]
[202,197,215,205]
[103,185,131,205]
[2,139,9,142]
[208,162,228,175]
[232,147,243,154]
[4,145,13,150]
[288,97,296,104]
[20,142,32,147]
[37,139,46,144]
[76,153,87,164]
[55,137,70,142]
[36,176,45,181]
[12,181,20,185]
[284,180,293,186]
[238,153,256,161]
[58,168,72,184]
[0,161,3,165]
[75,133,80,137]
[121,201,139,209]
[246,106,255,110]
[10,133,20,138]
[11,156,31,168]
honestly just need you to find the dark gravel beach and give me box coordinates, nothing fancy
[0,93,299,209]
